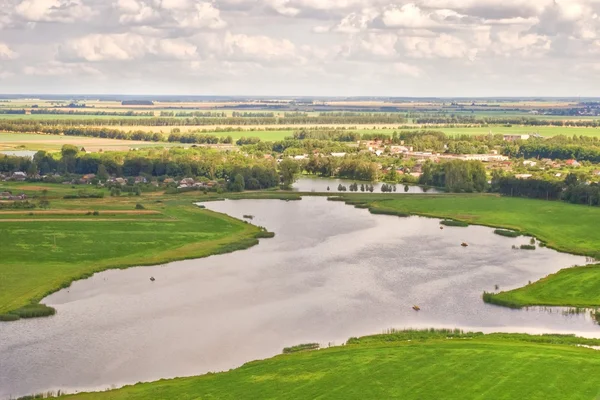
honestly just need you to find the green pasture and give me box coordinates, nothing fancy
[0,194,262,315]
[488,265,600,308]
[363,194,600,258]
[65,330,600,400]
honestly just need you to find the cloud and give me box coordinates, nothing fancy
[59,33,198,61]
[15,0,95,23]
[393,61,422,77]
[222,32,299,62]
[399,33,477,60]
[0,43,17,59]
[23,61,101,76]
[2,0,600,95]
[114,0,226,30]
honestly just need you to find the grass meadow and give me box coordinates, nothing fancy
[63,329,600,400]
[0,193,263,317]
[364,194,600,258]
[487,265,600,308]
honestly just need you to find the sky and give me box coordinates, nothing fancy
[0,0,599,96]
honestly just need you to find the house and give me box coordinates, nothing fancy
[555,173,562,177]
[293,154,308,160]
[331,152,347,157]
[565,159,581,167]
[180,178,195,186]
[163,178,175,184]
[390,145,411,154]
[461,154,509,162]
[523,160,537,167]
[503,134,530,142]
[1,191,26,200]
[515,174,533,179]
[80,173,96,184]
[114,177,126,185]
[134,176,148,184]
[12,171,27,181]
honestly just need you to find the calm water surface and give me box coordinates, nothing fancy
[0,197,596,398]
[0,150,36,158]
[293,177,440,193]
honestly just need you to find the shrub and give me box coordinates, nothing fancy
[93,210,100,216]
[0,313,20,321]
[369,208,410,217]
[0,304,56,321]
[494,229,521,238]
[135,203,145,210]
[283,343,320,354]
[482,292,522,309]
[440,220,469,227]
[520,244,536,250]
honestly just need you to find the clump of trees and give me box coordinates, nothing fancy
[419,160,487,192]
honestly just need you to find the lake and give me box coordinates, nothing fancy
[0,150,37,158]
[0,197,595,398]
[293,177,439,193]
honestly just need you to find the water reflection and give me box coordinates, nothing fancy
[292,177,440,194]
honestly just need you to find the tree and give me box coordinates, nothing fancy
[230,174,246,192]
[279,159,299,189]
[97,164,109,181]
[565,173,579,187]
[26,161,38,177]
[404,184,409,193]
[61,144,79,158]
[360,184,365,192]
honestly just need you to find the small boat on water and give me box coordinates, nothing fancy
[461,242,469,247]
[412,305,421,311]
[440,226,444,230]
[150,277,155,282]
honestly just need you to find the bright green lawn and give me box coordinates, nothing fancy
[0,197,261,315]
[65,330,600,400]
[366,194,600,258]
[489,265,600,308]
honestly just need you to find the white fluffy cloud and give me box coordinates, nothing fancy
[114,0,226,29]
[0,43,17,59]
[15,0,95,23]
[59,33,198,61]
[1,0,600,94]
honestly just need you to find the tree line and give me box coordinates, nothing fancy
[0,114,407,127]
[419,160,487,192]
[415,115,600,127]
[0,146,288,190]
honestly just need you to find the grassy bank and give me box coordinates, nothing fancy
[0,192,271,319]
[358,194,600,258]
[485,265,600,308]
[61,329,600,400]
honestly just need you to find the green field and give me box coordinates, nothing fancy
[0,114,157,120]
[0,193,264,316]
[64,330,600,400]
[487,265,600,308]
[0,132,184,152]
